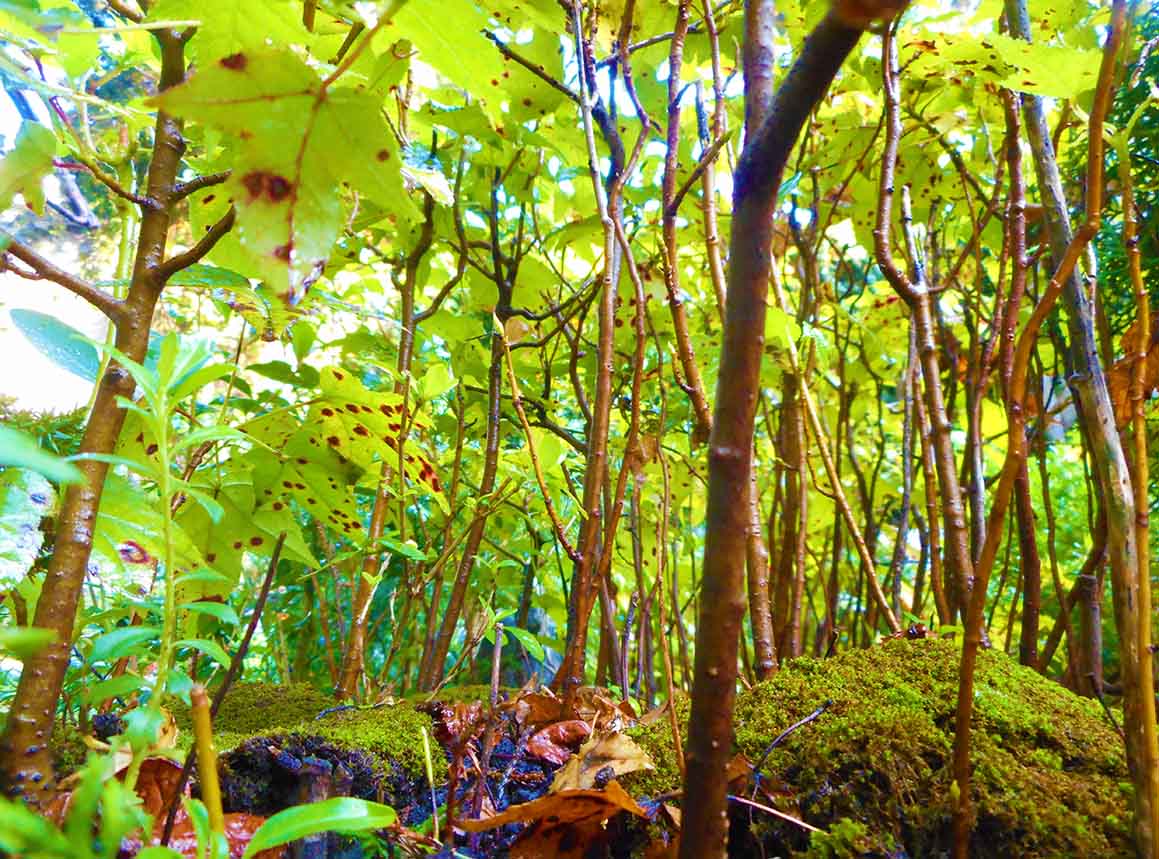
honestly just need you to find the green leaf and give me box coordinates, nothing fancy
[177,637,231,667]
[90,626,160,663]
[156,48,415,298]
[0,467,57,587]
[136,848,186,859]
[0,121,56,213]
[387,0,506,120]
[91,474,212,583]
[181,601,239,625]
[242,797,397,858]
[0,626,56,660]
[173,425,248,454]
[419,363,457,401]
[0,794,74,857]
[505,626,546,663]
[83,672,146,705]
[8,308,100,383]
[148,0,311,61]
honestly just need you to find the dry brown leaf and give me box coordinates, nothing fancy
[510,687,568,727]
[725,753,753,791]
[526,719,592,765]
[550,732,654,791]
[130,756,186,816]
[457,779,647,832]
[162,811,286,859]
[510,818,612,858]
[1107,326,1159,428]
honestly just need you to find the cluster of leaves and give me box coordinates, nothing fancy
[0,3,1154,851]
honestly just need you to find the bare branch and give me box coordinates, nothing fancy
[173,170,231,201]
[156,206,236,281]
[485,31,579,104]
[106,0,144,23]
[55,156,152,208]
[665,128,735,217]
[2,235,125,322]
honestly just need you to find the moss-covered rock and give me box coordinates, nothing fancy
[630,638,1131,858]
[213,701,436,823]
[623,693,690,798]
[171,682,332,737]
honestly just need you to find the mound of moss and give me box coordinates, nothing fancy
[212,700,435,822]
[632,639,1131,858]
[171,682,332,737]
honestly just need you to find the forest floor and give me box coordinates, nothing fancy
[54,638,1132,858]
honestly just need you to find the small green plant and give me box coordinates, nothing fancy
[0,754,150,859]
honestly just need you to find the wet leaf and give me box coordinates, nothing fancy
[550,732,654,791]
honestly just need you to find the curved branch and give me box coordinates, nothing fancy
[156,206,236,282]
[2,236,125,322]
[173,170,231,201]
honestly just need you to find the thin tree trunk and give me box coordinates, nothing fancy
[1003,2,1158,853]
[0,27,239,800]
[873,30,974,621]
[679,7,887,856]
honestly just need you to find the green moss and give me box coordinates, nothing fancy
[405,683,513,705]
[172,682,332,737]
[206,700,434,782]
[732,638,1130,858]
[627,640,1129,857]
[623,693,690,799]
[305,703,434,778]
[49,723,88,778]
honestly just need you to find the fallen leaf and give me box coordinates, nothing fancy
[526,719,592,765]
[161,811,286,859]
[131,757,186,816]
[457,780,647,832]
[510,688,568,727]
[550,732,653,791]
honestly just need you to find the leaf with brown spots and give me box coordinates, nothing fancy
[304,367,449,511]
[155,48,414,299]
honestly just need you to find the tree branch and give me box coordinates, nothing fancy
[484,31,579,104]
[665,128,735,217]
[55,156,152,208]
[2,236,125,322]
[156,207,236,282]
[173,170,231,201]
[106,0,144,23]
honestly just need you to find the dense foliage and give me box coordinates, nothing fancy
[0,0,1157,856]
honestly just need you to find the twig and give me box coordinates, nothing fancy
[1088,672,1126,741]
[55,156,152,208]
[2,235,125,322]
[484,31,579,104]
[499,327,581,562]
[105,0,144,23]
[160,533,286,844]
[172,171,231,201]
[594,0,736,68]
[490,621,504,707]
[156,207,236,281]
[727,794,823,833]
[665,129,735,216]
[750,700,831,783]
